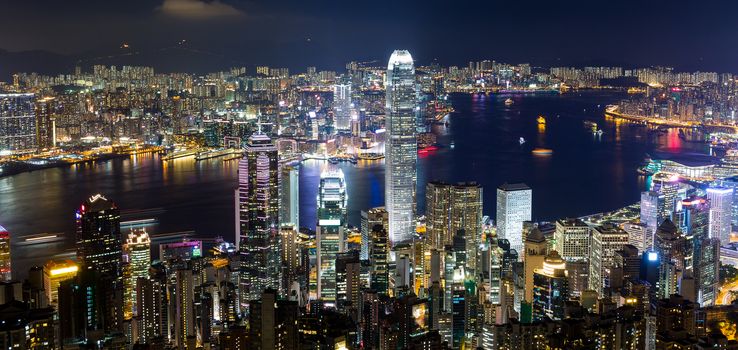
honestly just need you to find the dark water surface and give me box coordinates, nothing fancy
[0,91,706,276]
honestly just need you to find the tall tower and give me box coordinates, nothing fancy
[385,50,417,245]
[496,183,532,256]
[316,166,348,302]
[0,225,10,281]
[279,165,300,227]
[123,228,151,319]
[707,187,733,245]
[76,194,122,278]
[235,133,281,309]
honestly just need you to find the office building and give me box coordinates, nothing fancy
[0,225,9,281]
[235,133,281,307]
[532,251,569,321]
[123,228,151,319]
[707,187,732,245]
[425,182,483,274]
[523,228,547,303]
[641,191,665,245]
[43,260,78,306]
[496,183,532,255]
[385,49,417,244]
[360,207,387,261]
[75,194,122,278]
[280,165,300,227]
[316,166,348,302]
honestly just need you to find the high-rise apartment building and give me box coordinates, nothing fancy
[0,93,36,152]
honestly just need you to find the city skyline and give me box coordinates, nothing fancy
[3,8,738,344]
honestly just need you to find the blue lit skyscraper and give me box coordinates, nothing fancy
[385,50,417,245]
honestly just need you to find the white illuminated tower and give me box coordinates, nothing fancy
[496,183,532,255]
[707,186,733,245]
[123,228,151,319]
[316,166,348,302]
[385,50,417,245]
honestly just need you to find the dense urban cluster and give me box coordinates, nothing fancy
[4,50,738,350]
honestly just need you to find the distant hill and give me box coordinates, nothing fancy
[0,47,254,81]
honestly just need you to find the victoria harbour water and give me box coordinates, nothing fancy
[0,91,707,276]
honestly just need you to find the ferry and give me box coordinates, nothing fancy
[537,116,546,125]
[532,148,553,156]
[162,148,198,161]
[195,148,239,161]
[584,121,598,130]
[504,98,514,106]
[357,153,384,161]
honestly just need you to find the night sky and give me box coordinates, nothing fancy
[1,0,737,73]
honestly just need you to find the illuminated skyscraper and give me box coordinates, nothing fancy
[76,194,122,278]
[123,228,151,319]
[360,207,387,261]
[316,166,348,302]
[385,50,417,244]
[496,183,532,256]
[523,228,547,303]
[279,165,300,227]
[43,260,78,306]
[707,186,733,245]
[0,225,10,281]
[0,93,36,152]
[333,83,352,130]
[235,133,281,308]
[425,181,483,274]
[35,96,55,150]
[640,190,665,247]
[532,250,569,321]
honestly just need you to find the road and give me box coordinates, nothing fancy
[718,280,738,305]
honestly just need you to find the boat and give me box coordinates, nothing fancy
[519,137,526,145]
[532,148,553,156]
[596,129,604,136]
[504,98,514,106]
[537,116,546,125]
[584,121,598,130]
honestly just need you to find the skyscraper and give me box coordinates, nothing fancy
[360,207,387,261]
[426,181,483,249]
[707,186,733,245]
[523,228,547,303]
[235,133,281,308]
[279,165,300,227]
[641,190,665,246]
[0,93,36,152]
[316,166,348,302]
[333,83,352,130]
[532,251,569,321]
[385,50,417,245]
[496,183,532,256]
[76,194,122,278]
[0,225,10,281]
[123,228,151,319]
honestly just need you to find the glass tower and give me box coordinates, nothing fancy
[316,166,347,302]
[385,50,417,245]
[75,194,122,278]
[496,183,532,256]
[235,133,281,310]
